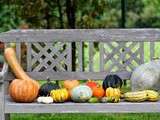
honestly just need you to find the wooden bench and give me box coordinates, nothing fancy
[1,29,160,120]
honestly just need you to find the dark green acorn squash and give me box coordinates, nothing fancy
[39,78,60,96]
[102,74,123,90]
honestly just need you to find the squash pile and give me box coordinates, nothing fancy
[5,47,159,104]
[36,75,123,103]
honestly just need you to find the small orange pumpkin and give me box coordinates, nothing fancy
[92,86,105,98]
[63,80,80,90]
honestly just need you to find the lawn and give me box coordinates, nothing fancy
[11,113,160,120]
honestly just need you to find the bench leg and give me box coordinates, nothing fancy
[0,114,10,120]
[5,114,10,120]
[0,82,6,120]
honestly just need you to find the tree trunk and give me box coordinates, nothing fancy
[66,0,76,71]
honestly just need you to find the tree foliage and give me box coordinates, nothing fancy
[0,0,160,32]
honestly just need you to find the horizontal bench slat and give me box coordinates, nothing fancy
[1,29,160,42]
[5,71,131,81]
[5,96,160,113]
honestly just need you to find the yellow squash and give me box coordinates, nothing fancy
[50,88,69,102]
[105,87,121,103]
[145,90,159,102]
[124,90,159,102]
[124,91,147,102]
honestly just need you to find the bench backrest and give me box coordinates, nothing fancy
[1,29,160,81]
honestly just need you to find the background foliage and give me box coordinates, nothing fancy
[0,0,160,32]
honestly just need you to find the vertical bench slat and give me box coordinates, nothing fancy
[77,42,83,71]
[119,42,126,71]
[4,43,10,94]
[0,42,7,119]
[0,83,5,120]
[16,43,21,63]
[99,42,104,71]
[150,42,154,60]
[27,43,32,71]
[67,42,72,71]
[89,42,94,72]
[140,42,144,64]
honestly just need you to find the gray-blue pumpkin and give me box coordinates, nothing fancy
[71,85,92,102]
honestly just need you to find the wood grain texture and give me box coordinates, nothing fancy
[150,42,155,60]
[27,43,31,71]
[140,42,144,64]
[99,43,104,71]
[89,42,94,72]
[0,83,5,119]
[5,71,131,81]
[77,42,83,71]
[16,43,21,63]
[1,29,160,42]
[0,66,7,120]
[5,96,160,113]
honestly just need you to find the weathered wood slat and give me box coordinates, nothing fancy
[77,42,83,71]
[140,42,144,64]
[16,43,21,63]
[6,71,131,81]
[150,42,155,60]
[68,42,72,71]
[1,29,160,42]
[89,42,94,72]
[119,42,126,71]
[5,96,160,113]
[99,43,104,71]
[27,43,31,71]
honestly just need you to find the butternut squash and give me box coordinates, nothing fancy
[4,47,31,80]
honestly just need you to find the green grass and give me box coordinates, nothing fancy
[11,113,160,120]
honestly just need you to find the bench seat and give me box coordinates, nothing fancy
[5,96,160,113]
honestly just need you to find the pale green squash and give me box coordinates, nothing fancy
[131,60,160,91]
[71,85,92,102]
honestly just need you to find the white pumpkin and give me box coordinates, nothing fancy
[131,60,160,91]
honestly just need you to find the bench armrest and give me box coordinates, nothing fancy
[0,62,8,83]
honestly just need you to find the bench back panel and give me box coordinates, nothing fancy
[1,29,160,80]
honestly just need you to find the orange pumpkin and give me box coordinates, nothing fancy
[92,86,105,98]
[5,48,40,102]
[9,79,39,102]
[63,80,80,90]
